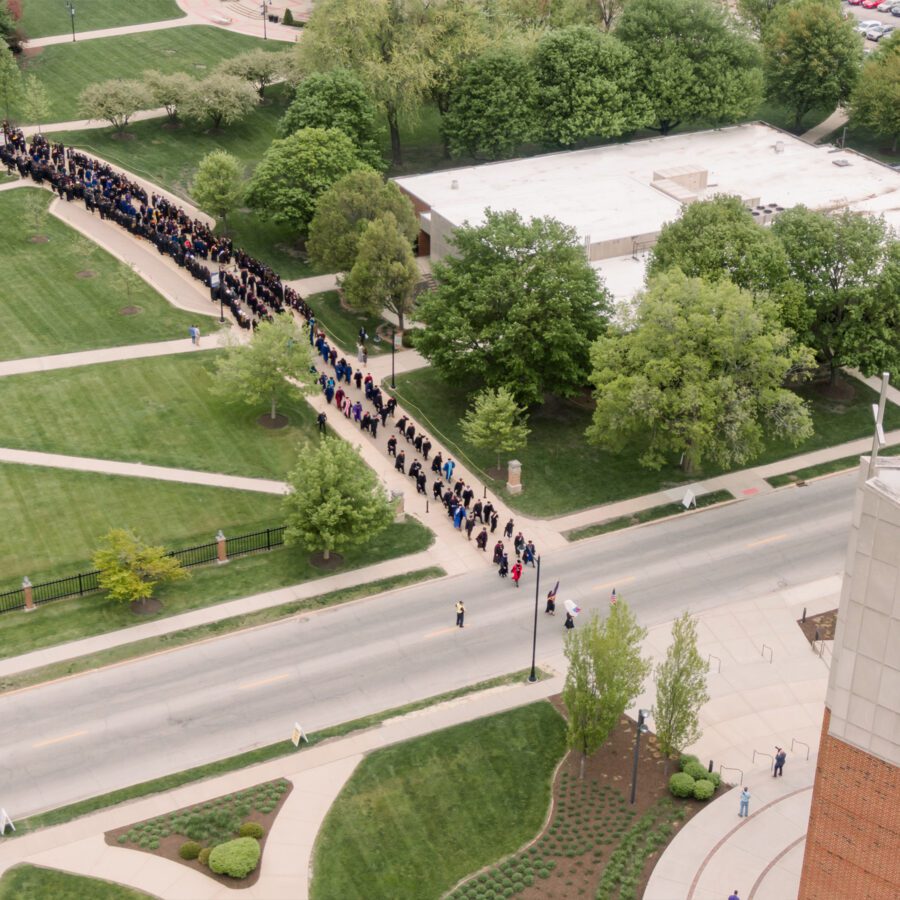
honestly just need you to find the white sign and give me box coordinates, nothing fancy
[0,808,14,834]
[291,723,309,747]
[682,489,696,510]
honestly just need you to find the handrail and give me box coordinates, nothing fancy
[707,653,721,674]
[719,765,744,785]
[791,738,810,761]
[753,750,773,771]
[761,643,774,664]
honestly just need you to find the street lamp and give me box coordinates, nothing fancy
[629,709,650,804]
[260,2,267,40]
[528,556,542,682]
[65,1,76,42]
[390,327,396,389]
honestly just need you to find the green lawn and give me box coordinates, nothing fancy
[311,701,567,900]
[19,0,184,39]
[0,865,152,900]
[0,463,285,591]
[17,26,282,124]
[0,188,201,360]
[0,519,433,659]
[389,369,900,516]
[308,290,390,356]
[0,352,318,479]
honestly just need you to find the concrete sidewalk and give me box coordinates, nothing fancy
[23,16,195,48]
[800,108,848,145]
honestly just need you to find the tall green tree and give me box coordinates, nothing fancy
[442,43,536,159]
[416,210,610,405]
[0,2,21,51]
[21,74,49,133]
[648,196,790,297]
[143,70,194,122]
[0,43,21,121]
[246,128,371,236]
[78,79,151,133]
[737,0,791,35]
[283,436,393,560]
[762,0,861,131]
[588,270,815,473]
[460,386,531,472]
[92,529,188,607]
[212,313,315,421]
[772,207,900,382]
[563,602,651,778]
[183,73,258,130]
[617,0,763,134]
[191,150,244,233]
[308,170,418,273]
[849,33,900,154]
[342,212,420,331]
[653,611,709,774]
[533,25,651,145]
[217,47,284,98]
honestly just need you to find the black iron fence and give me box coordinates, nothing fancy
[0,525,287,615]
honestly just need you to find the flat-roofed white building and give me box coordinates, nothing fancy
[394,122,900,303]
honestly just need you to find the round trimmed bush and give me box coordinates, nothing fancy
[209,837,261,879]
[669,772,696,798]
[117,834,128,844]
[198,847,212,866]
[683,761,710,781]
[179,841,202,860]
[239,822,265,839]
[706,771,722,788]
[693,779,715,801]
[679,753,700,772]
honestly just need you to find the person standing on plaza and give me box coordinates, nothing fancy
[455,600,465,628]
[728,891,740,900]
[774,747,786,777]
[738,787,750,817]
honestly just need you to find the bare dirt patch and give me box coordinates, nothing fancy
[119,306,142,316]
[76,270,95,279]
[797,608,837,643]
[110,132,137,142]
[256,413,289,430]
[28,235,48,243]
[129,597,163,617]
[310,551,344,569]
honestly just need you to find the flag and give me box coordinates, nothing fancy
[564,599,581,617]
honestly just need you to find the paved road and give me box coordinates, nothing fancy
[0,474,854,817]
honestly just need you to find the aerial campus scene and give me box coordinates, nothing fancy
[0,0,897,898]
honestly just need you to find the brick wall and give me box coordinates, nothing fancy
[799,708,900,899]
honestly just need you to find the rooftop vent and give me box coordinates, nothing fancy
[833,160,851,168]
[774,141,784,154]
[450,179,459,190]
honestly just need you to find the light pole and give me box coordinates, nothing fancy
[390,327,396,388]
[65,1,76,41]
[528,556,542,682]
[260,2,267,40]
[629,709,650,804]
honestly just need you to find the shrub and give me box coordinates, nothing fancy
[239,822,265,839]
[706,771,722,788]
[198,847,212,866]
[668,773,695,798]
[209,837,261,879]
[283,8,294,25]
[693,779,715,801]
[117,834,128,844]
[179,841,202,860]
[679,754,700,772]
[149,839,160,850]
[682,761,709,781]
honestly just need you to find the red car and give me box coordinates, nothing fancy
[861,0,881,8]
[848,0,865,5]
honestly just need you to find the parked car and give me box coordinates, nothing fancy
[856,19,881,30]
[848,0,865,6]
[893,4,900,14]
[876,0,898,11]
[861,0,882,8]
[868,23,896,37]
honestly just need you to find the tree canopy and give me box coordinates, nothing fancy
[617,0,763,134]
[849,33,900,154]
[762,0,861,130]
[191,150,244,232]
[245,127,372,235]
[143,70,194,121]
[459,386,531,471]
[588,270,815,472]
[217,47,285,97]
[183,73,258,130]
[0,43,21,121]
[772,206,900,381]
[78,79,151,132]
[21,74,49,132]
[283,436,394,560]
[416,209,610,405]
[92,529,188,606]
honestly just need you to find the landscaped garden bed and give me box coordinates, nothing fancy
[106,778,292,888]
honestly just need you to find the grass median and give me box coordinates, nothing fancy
[5,668,548,838]
[766,443,900,487]
[19,0,183,39]
[0,865,152,900]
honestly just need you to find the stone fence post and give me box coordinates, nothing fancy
[216,530,228,564]
[23,576,34,612]
[507,460,523,495]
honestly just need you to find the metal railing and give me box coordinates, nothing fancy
[761,643,774,664]
[707,653,722,674]
[753,750,774,771]
[791,738,810,761]
[719,765,744,785]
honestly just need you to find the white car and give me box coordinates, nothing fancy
[868,23,896,39]
[876,0,897,11]
[856,19,881,31]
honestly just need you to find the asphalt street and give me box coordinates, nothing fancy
[0,473,855,817]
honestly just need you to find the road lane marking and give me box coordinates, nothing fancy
[32,729,88,749]
[746,533,789,549]
[593,576,635,592]
[237,673,290,691]
[425,627,459,639]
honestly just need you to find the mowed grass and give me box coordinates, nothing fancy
[0,188,199,360]
[389,369,900,516]
[0,463,284,590]
[19,0,183,39]
[309,290,390,356]
[311,701,567,900]
[0,352,317,478]
[0,520,433,659]
[0,865,152,900]
[17,26,283,124]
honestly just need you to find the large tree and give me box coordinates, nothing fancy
[182,73,258,130]
[217,47,284,98]
[21,74,49,132]
[442,43,536,160]
[617,0,763,135]
[0,42,21,121]
[737,0,791,35]
[762,0,861,131]
[588,270,815,473]
[653,611,709,773]
[563,602,651,778]
[78,79,151,132]
[460,386,530,473]
[341,212,420,331]
[191,150,244,233]
[283,436,393,561]
[143,70,194,122]
[772,207,900,382]
[533,25,651,145]
[245,127,371,236]
[416,209,610,405]
[212,313,315,421]
[849,33,900,154]
[648,195,790,297]
[307,170,418,273]
[278,69,383,168]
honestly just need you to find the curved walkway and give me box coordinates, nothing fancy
[23,16,196,48]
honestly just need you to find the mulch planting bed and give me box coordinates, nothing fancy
[105,777,292,889]
[447,699,704,900]
[256,413,289,429]
[797,608,837,643]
